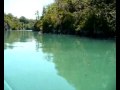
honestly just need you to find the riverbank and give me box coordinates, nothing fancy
[32,30,116,40]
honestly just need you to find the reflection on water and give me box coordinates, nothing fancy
[4,31,116,90]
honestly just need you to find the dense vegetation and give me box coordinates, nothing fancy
[4,13,36,30]
[34,0,116,37]
[4,0,116,38]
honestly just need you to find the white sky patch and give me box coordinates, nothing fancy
[4,0,54,19]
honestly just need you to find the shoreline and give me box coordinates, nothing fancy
[5,30,116,40]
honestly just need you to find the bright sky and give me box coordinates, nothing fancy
[4,0,54,19]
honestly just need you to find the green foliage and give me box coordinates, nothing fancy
[4,13,36,30]
[19,16,29,24]
[34,0,116,37]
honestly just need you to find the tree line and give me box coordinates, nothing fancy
[4,0,116,38]
[4,13,36,30]
[34,0,116,37]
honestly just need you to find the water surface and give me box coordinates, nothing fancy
[4,31,116,90]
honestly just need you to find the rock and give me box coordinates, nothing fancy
[4,22,10,30]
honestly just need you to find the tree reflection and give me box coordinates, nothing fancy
[4,31,116,90]
[39,34,116,90]
[4,31,34,49]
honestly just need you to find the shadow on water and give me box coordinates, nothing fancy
[4,31,116,90]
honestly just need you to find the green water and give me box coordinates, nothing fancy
[4,31,116,90]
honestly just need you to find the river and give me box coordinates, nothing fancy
[4,31,116,90]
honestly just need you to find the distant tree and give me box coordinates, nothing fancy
[35,10,40,20]
[19,16,29,24]
[4,13,36,30]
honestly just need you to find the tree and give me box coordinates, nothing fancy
[35,10,40,20]
[33,0,116,37]
[4,13,36,30]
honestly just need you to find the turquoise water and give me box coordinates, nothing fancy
[4,31,116,90]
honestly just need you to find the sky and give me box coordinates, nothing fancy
[4,0,54,19]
